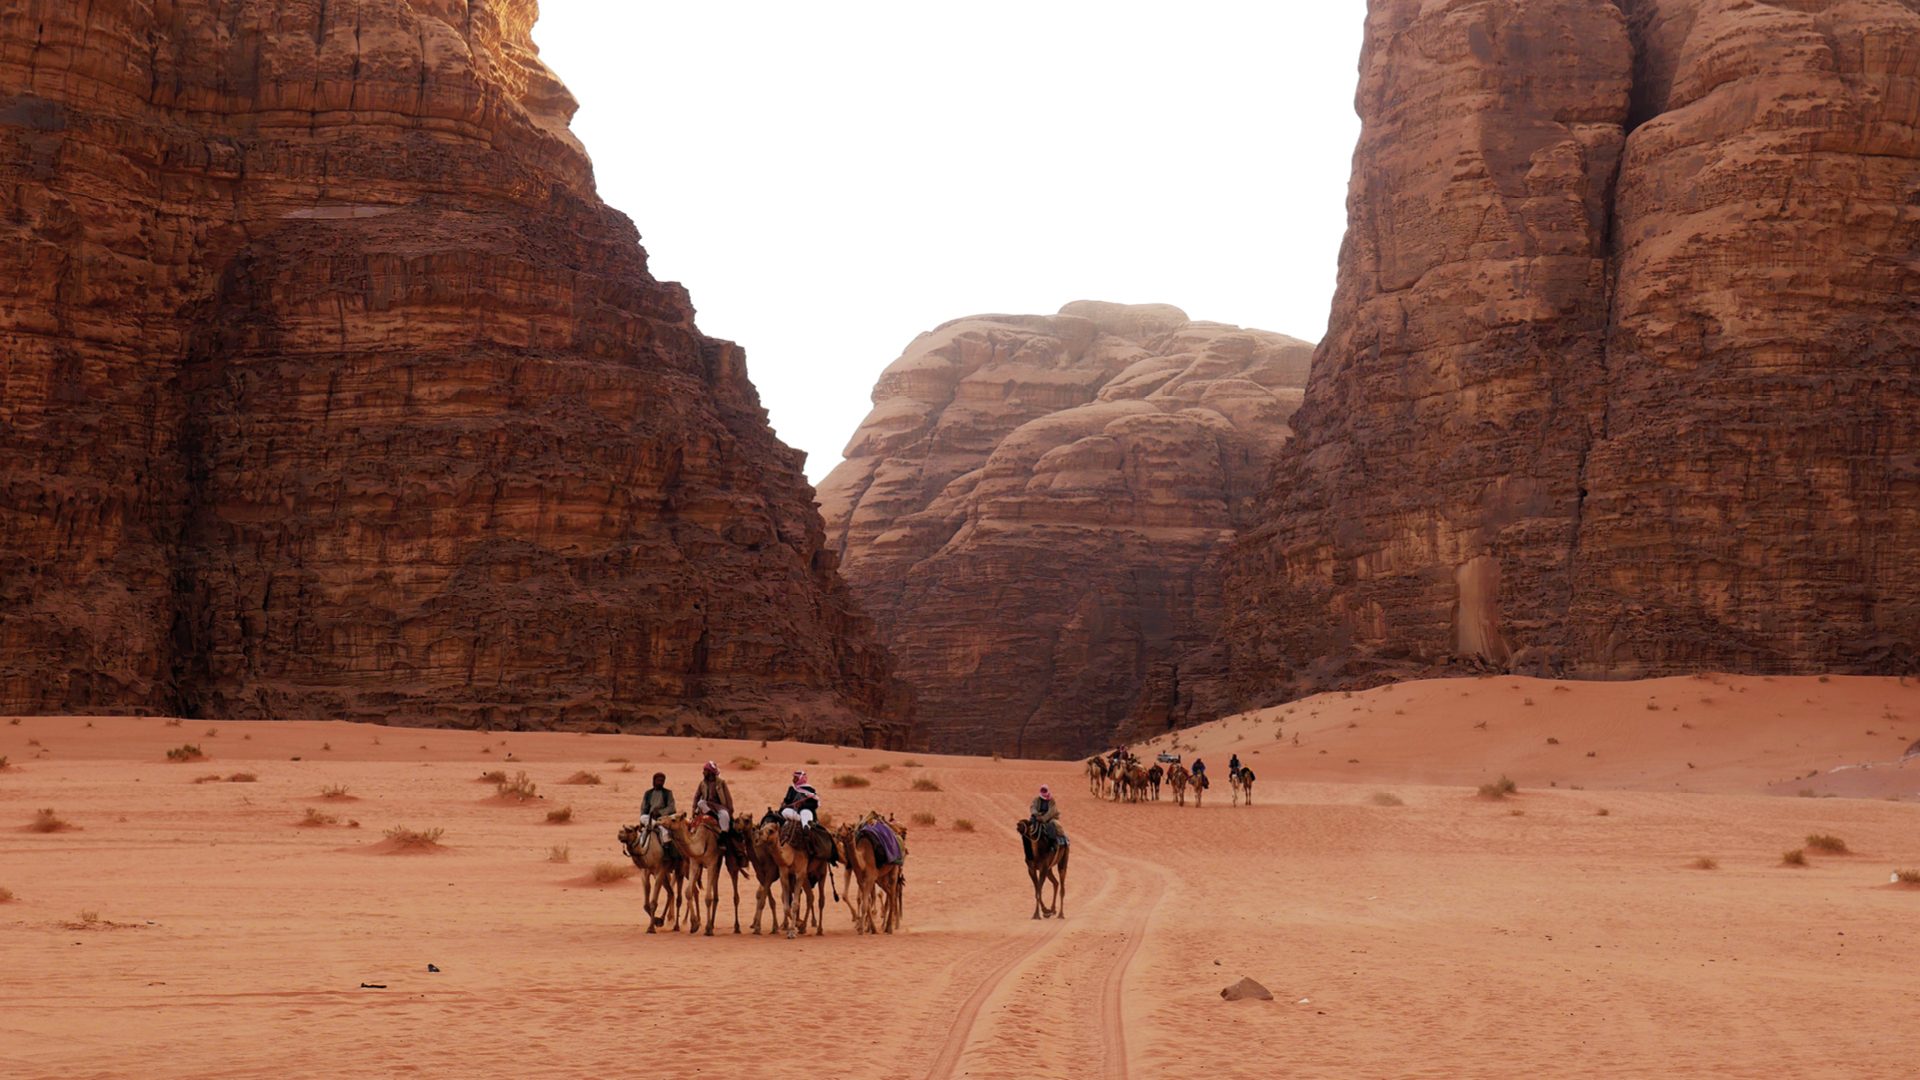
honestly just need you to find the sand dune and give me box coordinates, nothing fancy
[3,675,1917,1078]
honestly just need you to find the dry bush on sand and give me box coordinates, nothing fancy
[1370,792,1405,807]
[910,812,936,826]
[548,845,571,864]
[1476,776,1519,800]
[903,759,923,768]
[730,757,760,771]
[496,772,538,802]
[29,809,73,833]
[0,886,13,902]
[869,763,891,773]
[166,744,205,763]
[911,778,942,792]
[300,808,339,827]
[592,861,633,884]
[1804,833,1849,854]
[383,826,445,849]
[1690,857,1719,870]
[0,755,9,770]
[1895,869,1919,884]
[804,757,820,765]
[952,818,976,832]
[478,770,507,784]
[563,771,602,786]
[192,773,223,784]
[1781,848,1809,867]
[1595,808,1610,817]
[226,773,257,783]
[162,718,180,727]
[832,774,871,788]
[320,784,351,799]
[546,806,573,824]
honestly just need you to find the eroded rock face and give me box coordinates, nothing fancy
[1230,0,1920,702]
[819,302,1312,756]
[0,0,902,743]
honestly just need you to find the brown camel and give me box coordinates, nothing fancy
[1015,818,1068,919]
[1230,766,1255,806]
[617,823,684,933]
[1125,764,1149,803]
[1147,763,1163,800]
[1086,757,1108,798]
[758,818,832,939]
[1168,764,1191,806]
[663,813,727,936]
[742,811,786,936]
[1193,769,1210,807]
[837,814,906,934]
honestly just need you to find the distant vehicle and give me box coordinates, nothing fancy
[1155,752,1181,764]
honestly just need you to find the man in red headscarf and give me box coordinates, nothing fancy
[1029,784,1066,848]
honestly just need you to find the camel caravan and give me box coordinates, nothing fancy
[1086,747,1256,807]
[618,765,906,940]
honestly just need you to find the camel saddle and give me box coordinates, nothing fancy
[778,818,836,861]
[690,812,720,834]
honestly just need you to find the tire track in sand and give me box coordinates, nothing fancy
[922,789,1167,1079]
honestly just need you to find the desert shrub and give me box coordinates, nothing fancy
[1644,700,1661,711]
[166,744,205,763]
[1370,792,1405,807]
[1804,833,1849,854]
[619,762,635,773]
[1781,848,1808,867]
[78,910,100,925]
[991,752,1003,762]
[563,771,602,786]
[222,772,255,783]
[730,756,760,771]
[321,743,331,752]
[0,755,8,769]
[909,778,943,793]
[1690,856,1719,870]
[903,759,923,768]
[832,774,871,788]
[496,771,538,801]
[605,757,629,765]
[1595,808,1610,817]
[205,728,218,737]
[300,808,339,827]
[0,886,13,902]
[478,770,507,784]
[29,808,72,833]
[162,718,180,727]
[952,818,976,832]
[546,806,573,824]
[1477,776,1518,799]
[804,758,820,765]
[1895,869,1920,884]
[910,812,936,826]
[193,773,222,784]
[592,861,633,884]
[548,845,571,864]
[383,826,444,848]
[320,784,350,799]
[869,763,891,773]
[1545,737,1560,745]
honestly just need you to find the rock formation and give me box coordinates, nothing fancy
[1230,0,1920,703]
[819,302,1312,756]
[0,0,902,743]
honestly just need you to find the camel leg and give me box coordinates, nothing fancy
[1029,865,1045,919]
[703,863,720,937]
[642,869,659,934]
[730,867,742,934]
[782,872,800,940]
[1055,855,1068,919]
[814,878,827,935]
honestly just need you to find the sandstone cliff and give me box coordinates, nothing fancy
[1230,0,1920,702]
[819,302,1312,755]
[0,0,902,742]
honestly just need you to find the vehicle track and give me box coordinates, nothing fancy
[921,788,1169,1079]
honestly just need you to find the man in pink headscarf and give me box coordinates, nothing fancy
[693,760,733,832]
[1029,784,1066,847]
[779,769,820,828]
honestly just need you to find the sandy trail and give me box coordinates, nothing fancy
[3,675,1918,1078]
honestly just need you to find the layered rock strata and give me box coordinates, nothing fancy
[0,0,901,743]
[1230,0,1920,703]
[819,302,1312,756]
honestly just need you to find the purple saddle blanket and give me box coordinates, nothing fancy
[861,820,902,866]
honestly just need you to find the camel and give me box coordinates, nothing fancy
[1147,763,1163,800]
[758,817,834,939]
[1125,764,1149,803]
[742,811,786,935]
[617,823,684,933]
[1193,769,1210,808]
[837,814,906,934]
[1015,818,1068,919]
[1085,757,1108,799]
[662,813,730,936]
[1168,764,1191,806]
[1230,766,1255,806]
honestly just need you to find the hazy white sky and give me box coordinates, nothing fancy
[533,2,1367,482]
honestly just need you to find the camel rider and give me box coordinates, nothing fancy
[1229,753,1241,777]
[780,770,820,828]
[639,772,678,858]
[1029,785,1067,847]
[694,760,735,853]
[1191,758,1208,784]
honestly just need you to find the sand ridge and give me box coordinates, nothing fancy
[2,675,1918,1077]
